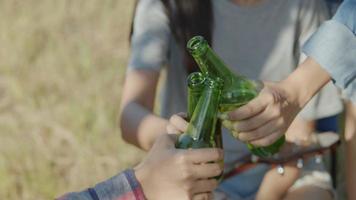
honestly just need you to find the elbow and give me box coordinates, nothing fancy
[119,114,132,144]
[119,117,150,151]
[118,104,131,143]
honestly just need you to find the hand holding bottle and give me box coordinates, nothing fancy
[226,82,303,147]
[226,58,331,147]
[134,134,223,200]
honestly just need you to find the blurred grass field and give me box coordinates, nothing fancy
[0,0,145,199]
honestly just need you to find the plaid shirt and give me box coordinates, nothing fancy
[57,169,146,200]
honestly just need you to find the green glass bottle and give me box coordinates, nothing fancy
[186,36,285,158]
[187,72,206,120]
[177,77,222,149]
[187,72,224,150]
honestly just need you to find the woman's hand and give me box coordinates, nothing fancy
[134,134,223,200]
[226,58,330,147]
[226,82,302,146]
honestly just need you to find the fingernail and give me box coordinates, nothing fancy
[222,120,234,130]
[218,149,224,157]
[217,170,222,175]
[232,121,239,130]
[232,130,239,139]
[218,113,229,120]
[219,161,224,169]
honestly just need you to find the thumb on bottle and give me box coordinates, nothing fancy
[154,134,178,149]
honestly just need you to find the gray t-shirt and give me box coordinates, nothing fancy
[128,0,343,188]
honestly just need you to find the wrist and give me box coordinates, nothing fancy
[281,57,331,108]
[133,164,150,198]
[280,78,305,109]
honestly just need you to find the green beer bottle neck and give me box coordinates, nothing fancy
[187,72,205,119]
[187,36,262,110]
[187,36,235,87]
[187,78,221,143]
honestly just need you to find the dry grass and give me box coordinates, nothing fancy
[0,0,144,199]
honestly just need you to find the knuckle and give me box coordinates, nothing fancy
[183,182,194,194]
[213,164,222,173]
[211,150,220,160]
[204,193,212,200]
[232,121,240,130]
[169,115,175,122]
[181,167,193,180]
[176,152,189,164]
[212,149,223,161]
[182,192,191,200]
[264,93,274,103]
[238,132,247,141]
[170,114,180,124]
[264,137,274,146]
[256,139,270,147]
[236,122,246,131]
[254,129,263,138]
[277,118,285,127]
[166,125,175,133]
[209,164,222,176]
[270,108,280,119]
[208,179,218,188]
[247,105,254,115]
[195,193,210,200]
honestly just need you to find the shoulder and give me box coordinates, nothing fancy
[134,0,169,28]
[333,0,356,25]
[296,0,329,13]
[288,0,330,24]
[272,0,328,17]
[136,0,166,15]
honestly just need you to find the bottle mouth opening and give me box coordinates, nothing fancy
[187,36,208,56]
[188,72,205,88]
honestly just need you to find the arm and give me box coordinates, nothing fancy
[345,102,356,200]
[294,0,343,121]
[57,135,223,200]
[303,0,356,103]
[119,69,168,150]
[228,1,356,146]
[120,0,171,150]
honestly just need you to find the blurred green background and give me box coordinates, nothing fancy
[0,0,144,199]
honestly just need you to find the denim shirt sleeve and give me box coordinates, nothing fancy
[303,0,356,103]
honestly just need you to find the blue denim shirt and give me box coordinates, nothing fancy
[303,0,356,103]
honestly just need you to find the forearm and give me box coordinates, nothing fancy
[345,102,356,200]
[281,57,331,109]
[302,1,356,103]
[120,102,168,151]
